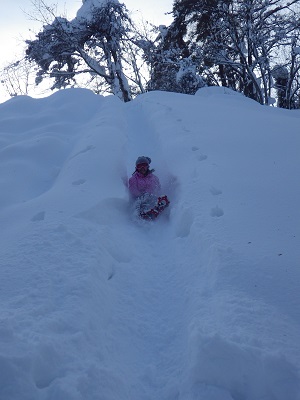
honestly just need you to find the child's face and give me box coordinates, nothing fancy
[136,163,149,175]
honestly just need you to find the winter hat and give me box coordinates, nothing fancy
[136,156,151,166]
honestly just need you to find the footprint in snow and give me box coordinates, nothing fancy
[31,211,46,222]
[191,147,208,161]
[210,206,224,217]
[197,154,208,161]
[210,186,222,196]
[72,179,86,186]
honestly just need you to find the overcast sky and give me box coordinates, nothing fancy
[0,0,173,101]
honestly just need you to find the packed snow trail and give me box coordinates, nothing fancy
[102,224,188,399]
[90,99,189,398]
[0,88,299,400]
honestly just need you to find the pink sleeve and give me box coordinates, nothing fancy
[128,175,140,198]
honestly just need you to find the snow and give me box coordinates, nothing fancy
[76,0,119,21]
[0,86,300,400]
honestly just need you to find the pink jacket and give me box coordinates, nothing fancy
[128,171,161,198]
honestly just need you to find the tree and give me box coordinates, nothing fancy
[154,0,234,90]
[121,18,157,96]
[161,0,300,106]
[25,0,133,102]
[276,36,300,108]
[272,65,289,108]
[143,25,206,94]
[1,58,37,98]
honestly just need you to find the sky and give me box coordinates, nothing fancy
[0,86,299,399]
[0,0,173,102]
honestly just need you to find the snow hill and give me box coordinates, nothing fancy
[0,87,299,400]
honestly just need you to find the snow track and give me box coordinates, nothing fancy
[105,225,186,399]
[104,100,189,398]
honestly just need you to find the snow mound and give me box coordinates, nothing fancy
[0,88,299,399]
[181,333,299,400]
[195,86,244,97]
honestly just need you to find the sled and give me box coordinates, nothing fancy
[136,194,170,220]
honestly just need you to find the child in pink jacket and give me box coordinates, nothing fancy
[128,156,161,199]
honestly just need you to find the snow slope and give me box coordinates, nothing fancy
[0,87,299,400]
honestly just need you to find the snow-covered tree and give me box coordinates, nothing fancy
[176,58,206,94]
[143,25,206,94]
[274,38,300,109]
[163,0,300,106]
[25,0,132,101]
[272,65,289,108]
